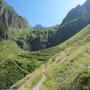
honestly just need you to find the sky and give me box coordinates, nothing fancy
[5,0,86,27]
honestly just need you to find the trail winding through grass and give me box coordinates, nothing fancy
[33,64,46,90]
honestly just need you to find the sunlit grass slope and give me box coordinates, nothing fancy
[23,23,90,90]
[39,24,90,90]
[10,24,90,90]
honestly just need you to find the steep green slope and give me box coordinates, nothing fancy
[16,23,90,90]
[0,39,62,89]
[40,24,90,90]
[0,0,90,89]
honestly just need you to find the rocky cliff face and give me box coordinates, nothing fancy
[0,0,29,40]
[0,0,8,40]
[0,0,29,29]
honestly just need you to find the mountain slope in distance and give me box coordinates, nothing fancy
[54,0,90,45]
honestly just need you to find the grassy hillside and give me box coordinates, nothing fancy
[24,24,90,90]
[0,0,90,89]
[40,24,90,90]
[0,38,62,89]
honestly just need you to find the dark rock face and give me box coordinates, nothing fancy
[0,0,29,40]
[0,0,8,40]
[0,0,4,16]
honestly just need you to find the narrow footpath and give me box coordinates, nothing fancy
[33,64,46,90]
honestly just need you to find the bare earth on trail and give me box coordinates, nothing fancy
[33,74,46,90]
[33,64,46,90]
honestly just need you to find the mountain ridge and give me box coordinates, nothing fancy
[53,0,90,45]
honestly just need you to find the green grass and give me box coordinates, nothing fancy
[25,24,90,90]
[39,24,90,90]
[0,22,90,90]
[17,24,90,90]
[0,38,61,89]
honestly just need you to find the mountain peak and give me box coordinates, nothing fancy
[33,24,44,29]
